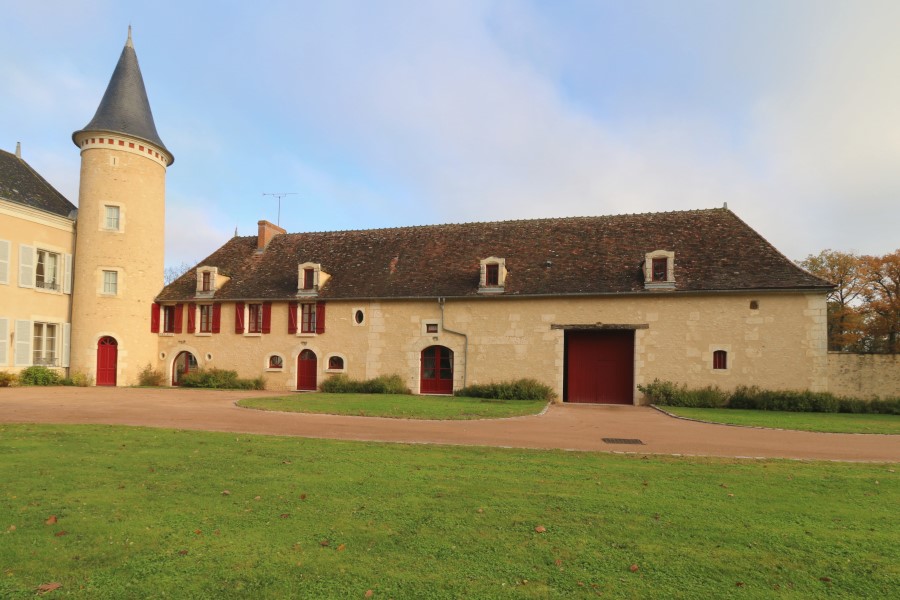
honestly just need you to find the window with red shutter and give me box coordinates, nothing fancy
[247,304,262,333]
[300,303,316,333]
[262,302,272,334]
[187,303,196,333]
[211,304,221,333]
[713,350,728,370]
[316,302,326,334]
[288,302,298,334]
[173,304,184,334]
[235,302,245,333]
[151,303,161,333]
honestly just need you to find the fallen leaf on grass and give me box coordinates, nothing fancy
[221,490,231,496]
[194,529,202,535]
[178,549,188,556]
[54,531,68,537]
[299,494,307,500]
[282,460,292,465]
[7,525,15,531]
[629,564,639,573]
[735,582,744,587]
[319,539,330,547]
[554,559,563,567]
[280,514,291,519]
[36,582,61,594]
[337,544,346,552]
[476,508,484,514]
[45,516,57,525]
[254,496,261,501]
[365,590,374,598]
[820,577,832,583]
[534,525,546,533]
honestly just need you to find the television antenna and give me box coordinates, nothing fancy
[262,192,298,226]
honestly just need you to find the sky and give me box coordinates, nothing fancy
[2,0,898,268]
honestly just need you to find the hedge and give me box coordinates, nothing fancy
[638,379,900,415]
[178,368,265,390]
[321,374,411,395]
[455,378,556,402]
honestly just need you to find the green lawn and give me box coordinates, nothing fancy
[238,393,548,419]
[661,406,900,434]
[1,425,898,598]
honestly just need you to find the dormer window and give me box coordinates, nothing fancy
[644,250,675,290]
[479,257,507,293]
[196,267,228,297]
[297,262,330,296]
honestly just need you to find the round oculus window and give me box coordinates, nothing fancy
[355,310,365,324]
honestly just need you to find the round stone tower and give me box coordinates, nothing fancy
[70,28,173,386]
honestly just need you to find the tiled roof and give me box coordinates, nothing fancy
[0,148,76,218]
[72,29,172,163]
[156,208,832,302]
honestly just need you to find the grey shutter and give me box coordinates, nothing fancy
[0,318,8,365]
[61,323,71,368]
[18,244,34,288]
[63,254,73,294]
[14,319,32,366]
[0,240,9,284]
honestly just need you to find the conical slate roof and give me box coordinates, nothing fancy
[72,28,172,163]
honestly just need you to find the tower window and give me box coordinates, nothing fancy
[105,205,120,230]
[102,271,118,295]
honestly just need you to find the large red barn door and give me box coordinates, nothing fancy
[566,330,634,404]
[96,336,118,386]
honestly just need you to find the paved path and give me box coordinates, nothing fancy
[1,387,898,462]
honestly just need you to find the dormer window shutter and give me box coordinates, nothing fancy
[151,303,161,333]
[315,302,326,334]
[211,304,221,333]
[234,302,245,333]
[288,302,298,334]
[173,304,184,334]
[262,302,272,334]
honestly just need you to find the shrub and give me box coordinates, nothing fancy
[18,366,60,386]
[138,363,166,387]
[322,374,411,395]
[455,378,556,401]
[179,368,265,390]
[641,379,900,414]
[60,371,93,387]
[0,372,17,387]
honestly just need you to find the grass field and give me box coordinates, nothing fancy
[660,407,900,434]
[238,393,548,419]
[1,424,897,599]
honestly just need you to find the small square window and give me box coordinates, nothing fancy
[269,355,284,369]
[328,356,344,370]
[426,323,438,334]
[102,270,118,294]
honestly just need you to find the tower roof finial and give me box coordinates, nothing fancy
[126,25,133,48]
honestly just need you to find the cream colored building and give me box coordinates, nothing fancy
[4,30,848,403]
[0,145,76,374]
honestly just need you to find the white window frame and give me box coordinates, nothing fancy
[104,205,121,231]
[0,240,10,285]
[35,249,61,292]
[478,257,507,293]
[0,318,8,365]
[644,250,675,290]
[102,270,118,295]
[32,322,58,367]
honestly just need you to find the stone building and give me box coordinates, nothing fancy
[3,29,847,403]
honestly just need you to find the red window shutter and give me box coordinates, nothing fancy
[212,304,221,333]
[315,302,326,334]
[173,304,184,334]
[151,303,160,333]
[262,302,272,334]
[288,302,298,334]
[187,303,196,333]
[235,302,245,333]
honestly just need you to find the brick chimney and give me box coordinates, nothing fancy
[257,220,286,250]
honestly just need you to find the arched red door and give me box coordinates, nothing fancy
[96,336,118,386]
[420,345,453,394]
[297,349,317,391]
[172,351,198,386]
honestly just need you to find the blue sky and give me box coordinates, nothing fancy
[2,0,898,267]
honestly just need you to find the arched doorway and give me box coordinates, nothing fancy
[420,345,453,394]
[172,351,198,386]
[297,349,317,391]
[96,336,118,386]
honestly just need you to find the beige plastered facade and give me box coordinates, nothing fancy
[0,199,75,373]
[154,290,829,403]
[68,133,169,386]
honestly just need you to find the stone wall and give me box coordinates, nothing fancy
[155,290,829,404]
[828,353,900,398]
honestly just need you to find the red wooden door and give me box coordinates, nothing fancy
[96,336,118,386]
[566,330,634,404]
[297,349,317,391]
[172,351,198,386]
[420,345,453,394]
